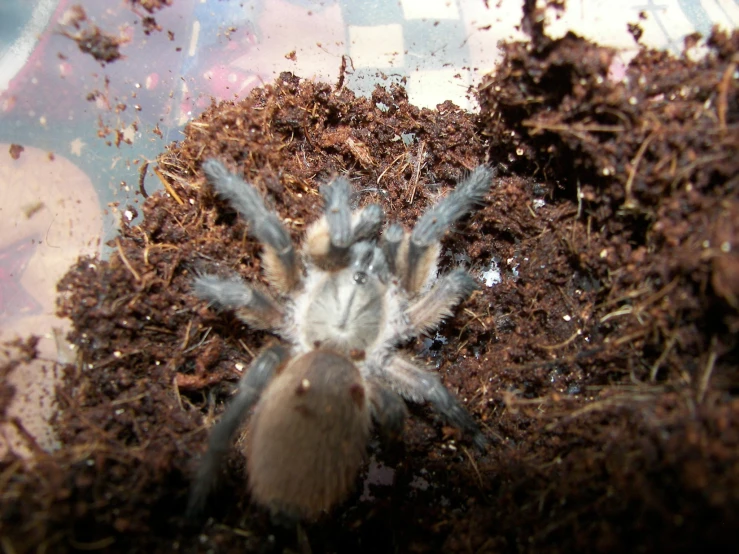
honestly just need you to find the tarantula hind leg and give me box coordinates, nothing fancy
[367,383,409,445]
[366,383,409,464]
[201,159,300,292]
[186,345,289,519]
[386,354,488,450]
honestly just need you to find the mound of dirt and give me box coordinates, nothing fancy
[1,9,737,554]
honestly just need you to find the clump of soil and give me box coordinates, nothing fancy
[1,11,738,554]
[58,5,129,65]
[128,0,173,35]
[8,144,24,160]
[129,0,174,14]
[463,24,739,553]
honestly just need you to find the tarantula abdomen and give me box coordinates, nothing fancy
[247,349,371,520]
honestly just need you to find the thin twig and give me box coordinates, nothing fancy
[407,141,426,204]
[545,393,656,431]
[697,335,718,403]
[183,327,212,354]
[717,54,738,133]
[115,238,141,282]
[522,120,624,134]
[181,319,193,350]
[153,166,185,205]
[110,392,148,407]
[622,131,656,210]
[138,161,149,198]
[461,445,485,489]
[649,329,679,382]
[377,152,406,185]
[9,418,48,458]
[173,375,184,411]
[238,339,255,359]
[608,329,648,346]
[68,536,116,551]
[540,329,582,350]
[463,308,488,330]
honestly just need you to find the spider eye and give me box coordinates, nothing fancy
[353,271,368,285]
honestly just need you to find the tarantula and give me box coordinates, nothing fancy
[187,159,494,521]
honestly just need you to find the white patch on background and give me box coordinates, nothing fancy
[348,24,404,68]
[481,259,502,287]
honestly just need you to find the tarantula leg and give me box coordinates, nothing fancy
[381,223,405,277]
[367,383,408,443]
[186,344,290,518]
[349,240,390,281]
[385,355,487,450]
[321,176,353,246]
[406,269,478,336]
[193,273,284,330]
[351,203,385,243]
[404,166,495,293]
[305,176,355,269]
[202,159,300,292]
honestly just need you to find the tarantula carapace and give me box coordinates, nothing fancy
[187,159,494,521]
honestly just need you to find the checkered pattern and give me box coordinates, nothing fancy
[342,0,472,109]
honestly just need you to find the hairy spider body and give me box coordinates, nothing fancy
[188,159,494,521]
[247,350,370,518]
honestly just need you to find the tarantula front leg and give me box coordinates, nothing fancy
[192,273,284,330]
[351,203,385,243]
[384,354,487,450]
[397,166,495,293]
[305,176,353,269]
[187,344,289,518]
[305,176,385,270]
[406,268,478,336]
[381,222,405,276]
[202,159,300,292]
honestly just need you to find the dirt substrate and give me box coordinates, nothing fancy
[1,23,738,554]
